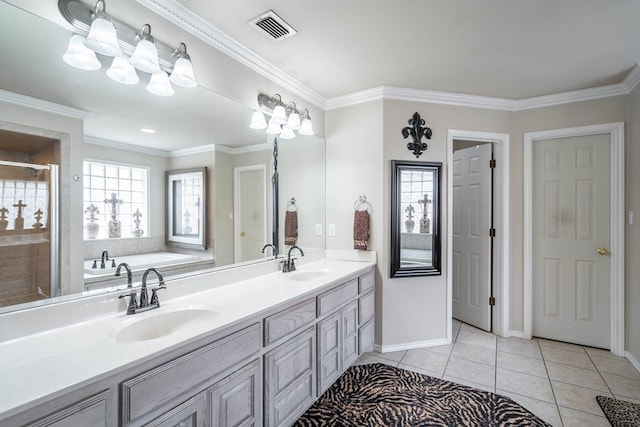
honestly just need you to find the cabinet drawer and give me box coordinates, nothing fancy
[359,291,375,325]
[121,324,260,425]
[264,298,316,346]
[29,391,110,427]
[317,279,358,316]
[359,271,375,294]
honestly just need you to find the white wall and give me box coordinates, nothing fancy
[626,86,640,365]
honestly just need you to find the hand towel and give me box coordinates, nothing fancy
[284,210,298,245]
[353,210,370,250]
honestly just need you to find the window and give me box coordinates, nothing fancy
[400,170,434,234]
[83,160,148,240]
[0,177,49,231]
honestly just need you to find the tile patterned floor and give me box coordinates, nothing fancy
[355,320,640,426]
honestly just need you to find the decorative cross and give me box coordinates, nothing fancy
[133,208,143,227]
[405,204,415,220]
[104,193,123,220]
[13,200,26,219]
[0,207,8,220]
[33,209,44,229]
[417,194,431,219]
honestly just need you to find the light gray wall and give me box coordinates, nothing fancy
[626,86,640,364]
[325,94,632,351]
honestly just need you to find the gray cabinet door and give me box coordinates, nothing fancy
[317,311,341,394]
[264,327,316,427]
[27,391,110,427]
[342,300,359,369]
[208,359,261,427]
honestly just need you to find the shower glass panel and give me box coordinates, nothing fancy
[0,161,58,307]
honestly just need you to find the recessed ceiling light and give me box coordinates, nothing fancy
[140,128,156,134]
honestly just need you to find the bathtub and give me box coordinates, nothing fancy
[84,252,201,276]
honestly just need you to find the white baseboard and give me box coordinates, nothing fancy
[374,338,451,353]
[626,351,640,374]
[506,330,526,339]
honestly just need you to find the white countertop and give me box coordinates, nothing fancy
[0,256,375,419]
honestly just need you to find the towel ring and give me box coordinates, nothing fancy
[354,195,372,212]
[286,197,298,212]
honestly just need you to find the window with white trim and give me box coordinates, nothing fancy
[83,160,148,240]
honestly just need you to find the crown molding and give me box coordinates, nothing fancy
[84,135,170,157]
[0,89,90,119]
[217,142,273,155]
[136,0,326,109]
[623,63,640,92]
[169,144,216,157]
[512,82,630,111]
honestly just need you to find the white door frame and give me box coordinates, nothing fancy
[233,164,267,263]
[447,129,511,340]
[523,122,625,356]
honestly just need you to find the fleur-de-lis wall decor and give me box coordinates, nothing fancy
[401,112,432,158]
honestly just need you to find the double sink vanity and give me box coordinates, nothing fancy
[0,251,376,426]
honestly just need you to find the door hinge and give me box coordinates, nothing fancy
[489,159,496,168]
[489,296,496,306]
[489,228,496,237]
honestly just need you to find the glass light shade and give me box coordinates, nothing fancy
[106,55,139,85]
[129,39,161,74]
[169,57,196,88]
[279,127,295,139]
[84,16,122,57]
[63,35,101,70]
[285,112,301,131]
[146,71,174,96]
[266,119,282,135]
[249,110,267,129]
[270,105,287,125]
[299,118,314,136]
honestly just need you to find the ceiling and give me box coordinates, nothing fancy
[1,0,639,151]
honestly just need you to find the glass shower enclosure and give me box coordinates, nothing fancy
[0,161,59,307]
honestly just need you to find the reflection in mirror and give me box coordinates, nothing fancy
[0,1,326,314]
[390,160,442,277]
[166,167,207,250]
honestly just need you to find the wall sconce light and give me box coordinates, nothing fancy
[402,112,432,158]
[58,0,197,96]
[249,94,314,138]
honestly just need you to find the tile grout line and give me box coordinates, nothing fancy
[538,338,565,427]
[583,349,616,399]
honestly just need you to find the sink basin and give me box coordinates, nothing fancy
[287,269,331,282]
[116,308,219,343]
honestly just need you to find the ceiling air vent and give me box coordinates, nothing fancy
[249,10,297,41]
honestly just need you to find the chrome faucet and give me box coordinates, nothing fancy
[99,250,116,269]
[114,262,133,287]
[282,245,304,273]
[261,243,279,259]
[119,267,166,315]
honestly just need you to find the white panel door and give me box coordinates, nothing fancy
[235,167,265,263]
[452,144,492,331]
[532,134,610,348]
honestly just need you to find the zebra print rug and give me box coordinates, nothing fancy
[294,363,550,426]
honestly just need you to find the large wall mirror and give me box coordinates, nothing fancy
[390,160,442,277]
[0,1,325,313]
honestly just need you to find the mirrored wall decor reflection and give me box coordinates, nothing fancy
[166,167,207,250]
[390,160,442,277]
[0,1,326,314]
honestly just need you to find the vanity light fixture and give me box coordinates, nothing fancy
[58,0,198,96]
[128,24,161,74]
[250,93,314,138]
[83,0,121,57]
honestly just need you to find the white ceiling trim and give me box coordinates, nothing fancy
[85,136,170,157]
[136,0,326,109]
[326,65,640,111]
[170,144,216,157]
[0,89,90,119]
[217,142,273,155]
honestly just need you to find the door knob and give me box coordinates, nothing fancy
[596,247,609,256]
[240,231,245,237]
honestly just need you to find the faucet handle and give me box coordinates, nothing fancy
[92,260,97,269]
[150,286,166,305]
[119,292,138,314]
[111,259,116,268]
